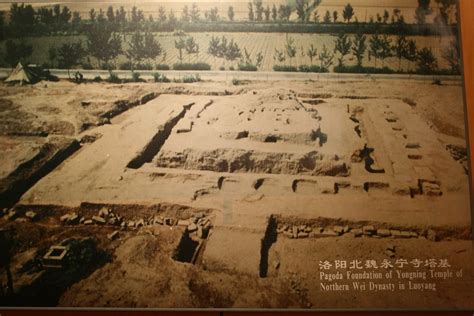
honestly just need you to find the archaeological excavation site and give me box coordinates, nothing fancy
[0,77,473,309]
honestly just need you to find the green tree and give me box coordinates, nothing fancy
[144,31,163,65]
[89,8,96,22]
[383,10,389,23]
[272,5,278,21]
[285,35,297,65]
[379,34,393,67]
[185,36,199,62]
[130,6,144,25]
[334,33,352,66]
[37,8,54,26]
[71,11,81,29]
[274,49,286,64]
[295,0,322,22]
[225,39,242,67]
[264,5,271,21]
[106,6,115,22]
[205,7,219,22]
[278,5,292,21]
[97,9,106,23]
[415,0,432,24]
[393,35,409,71]
[5,40,33,67]
[376,13,382,23]
[307,44,317,64]
[9,3,35,36]
[368,33,382,67]
[59,6,72,26]
[248,2,254,21]
[313,10,320,22]
[53,4,61,24]
[181,5,190,22]
[404,39,418,72]
[392,8,400,23]
[342,3,354,22]
[240,48,263,68]
[57,41,85,78]
[218,36,229,59]
[319,44,334,71]
[323,10,331,23]
[442,39,460,74]
[392,8,405,24]
[254,0,264,21]
[352,32,367,67]
[168,10,178,28]
[333,10,338,22]
[242,47,252,65]
[435,0,456,25]
[208,36,221,64]
[126,31,145,71]
[158,6,167,22]
[416,47,438,74]
[175,36,186,63]
[116,7,126,24]
[86,22,122,68]
[190,3,200,22]
[228,6,235,21]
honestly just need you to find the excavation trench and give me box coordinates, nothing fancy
[0,139,81,208]
[259,215,278,278]
[100,92,159,120]
[360,144,385,174]
[127,102,194,169]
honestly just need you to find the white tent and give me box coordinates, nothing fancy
[5,62,40,85]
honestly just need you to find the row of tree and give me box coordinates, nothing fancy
[270,33,459,74]
[2,26,460,76]
[0,0,457,39]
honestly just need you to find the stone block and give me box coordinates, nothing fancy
[178,220,191,226]
[25,211,38,221]
[363,225,376,235]
[67,213,79,225]
[400,231,411,238]
[390,230,402,238]
[292,226,298,239]
[187,223,198,232]
[98,207,109,218]
[351,228,363,237]
[377,229,391,237]
[333,225,344,235]
[92,216,106,225]
[297,232,309,238]
[107,231,119,240]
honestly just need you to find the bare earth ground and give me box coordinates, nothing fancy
[0,77,472,309]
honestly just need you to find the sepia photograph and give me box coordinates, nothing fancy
[0,0,472,310]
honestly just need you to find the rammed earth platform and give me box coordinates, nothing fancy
[0,78,472,309]
[16,79,470,228]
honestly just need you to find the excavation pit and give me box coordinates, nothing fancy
[173,231,201,264]
[43,245,68,269]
